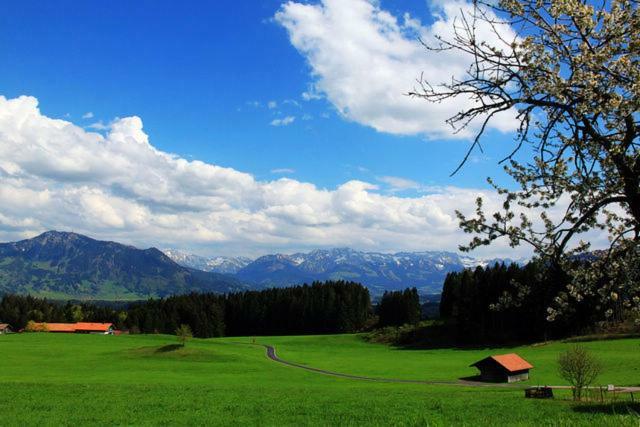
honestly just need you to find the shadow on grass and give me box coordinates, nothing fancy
[572,401,640,416]
[366,321,640,351]
[364,323,530,350]
[398,341,526,350]
[459,375,483,381]
[458,375,501,383]
[155,344,183,353]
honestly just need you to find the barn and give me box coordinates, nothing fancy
[0,323,12,334]
[35,323,77,333]
[470,353,533,383]
[31,322,114,334]
[74,322,114,334]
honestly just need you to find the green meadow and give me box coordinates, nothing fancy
[1,333,639,426]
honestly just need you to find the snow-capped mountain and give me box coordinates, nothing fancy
[235,248,521,294]
[164,247,523,294]
[163,249,252,274]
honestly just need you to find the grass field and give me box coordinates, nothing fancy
[1,333,639,425]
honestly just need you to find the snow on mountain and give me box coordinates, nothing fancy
[163,249,252,274]
[236,248,521,295]
[164,247,524,295]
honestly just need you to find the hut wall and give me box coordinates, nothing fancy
[507,370,529,383]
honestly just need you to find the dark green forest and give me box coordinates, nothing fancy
[439,262,612,343]
[376,288,421,327]
[0,280,372,338]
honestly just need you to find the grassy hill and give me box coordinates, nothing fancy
[1,333,638,425]
[0,231,246,299]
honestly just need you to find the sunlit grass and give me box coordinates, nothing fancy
[1,333,638,425]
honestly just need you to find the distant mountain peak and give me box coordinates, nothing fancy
[0,231,247,299]
[163,249,252,274]
[33,230,86,241]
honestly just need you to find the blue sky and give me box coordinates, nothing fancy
[0,0,558,258]
[1,0,515,189]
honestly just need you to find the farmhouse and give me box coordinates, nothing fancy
[470,353,533,383]
[32,322,114,334]
[39,323,77,333]
[74,322,114,334]
[0,323,12,334]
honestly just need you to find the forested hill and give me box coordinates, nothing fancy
[0,231,245,299]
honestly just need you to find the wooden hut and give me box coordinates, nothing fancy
[0,323,12,334]
[470,353,533,383]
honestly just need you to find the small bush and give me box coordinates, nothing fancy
[175,324,193,347]
[558,345,602,401]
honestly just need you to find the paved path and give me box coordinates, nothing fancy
[263,345,518,388]
[262,344,640,392]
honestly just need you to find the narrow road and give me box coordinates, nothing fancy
[262,345,640,392]
[263,345,516,388]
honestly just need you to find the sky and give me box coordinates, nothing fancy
[0,0,605,258]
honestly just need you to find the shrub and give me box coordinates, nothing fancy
[175,324,193,347]
[558,345,602,401]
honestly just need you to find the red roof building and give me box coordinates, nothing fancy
[470,353,533,383]
[31,322,114,334]
[74,322,114,334]
[33,323,77,333]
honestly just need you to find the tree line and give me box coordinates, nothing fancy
[439,262,610,344]
[0,280,374,338]
[376,288,421,327]
[0,294,127,330]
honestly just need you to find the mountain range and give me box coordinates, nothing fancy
[162,250,252,274]
[165,247,522,294]
[0,231,246,300]
[0,231,522,300]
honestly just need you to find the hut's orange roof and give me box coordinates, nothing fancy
[489,353,533,372]
[471,353,533,372]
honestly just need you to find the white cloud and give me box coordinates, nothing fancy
[378,175,421,192]
[87,120,109,130]
[283,99,301,108]
[302,88,322,101]
[82,112,94,119]
[270,116,296,126]
[271,168,296,174]
[275,0,519,138]
[0,95,608,258]
[268,101,278,109]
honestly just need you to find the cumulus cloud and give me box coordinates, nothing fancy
[82,112,94,119]
[275,0,518,138]
[0,95,604,258]
[270,116,296,126]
